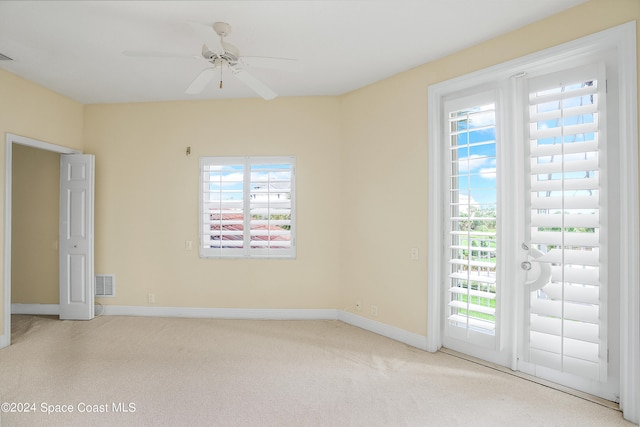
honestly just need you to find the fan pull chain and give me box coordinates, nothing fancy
[219,65,223,89]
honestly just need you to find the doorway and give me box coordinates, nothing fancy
[11,144,60,312]
[1,133,82,348]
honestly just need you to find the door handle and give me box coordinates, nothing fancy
[522,247,552,291]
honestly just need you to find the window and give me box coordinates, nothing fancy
[199,156,295,258]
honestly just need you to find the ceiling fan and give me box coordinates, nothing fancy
[123,22,300,100]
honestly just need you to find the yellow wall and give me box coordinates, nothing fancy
[0,68,84,335]
[11,144,60,303]
[339,0,640,335]
[83,98,343,308]
[1,0,638,341]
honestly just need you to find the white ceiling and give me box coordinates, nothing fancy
[0,0,587,104]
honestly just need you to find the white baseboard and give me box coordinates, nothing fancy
[101,305,340,320]
[338,311,428,350]
[11,303,60,315]
[10,304,427,351]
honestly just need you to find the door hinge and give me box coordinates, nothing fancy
[607,348,609,363]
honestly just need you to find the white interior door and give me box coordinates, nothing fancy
[59,154,95,320]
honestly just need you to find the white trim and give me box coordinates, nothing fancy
[615,22,639,424]
[426,86,443,353]
[427,22,638,423]
[101,305,339,320]
[11,304,60,316]
[2,133,81,349]
[339,311,428,350]
[8,134,81,154]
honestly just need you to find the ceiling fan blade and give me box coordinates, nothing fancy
[231,67,277,100]
[187,21,224,54]
[185,68,216,94]
[122,50,199,59]
[240,56,302,72]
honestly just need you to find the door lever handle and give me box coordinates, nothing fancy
[523,248,552,291]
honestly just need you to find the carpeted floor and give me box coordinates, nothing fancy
[0,315,634,426]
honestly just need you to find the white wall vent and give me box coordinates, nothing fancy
[95,275,115,297]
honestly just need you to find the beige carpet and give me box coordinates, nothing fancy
[0,315,633,427]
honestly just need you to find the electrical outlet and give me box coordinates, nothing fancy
[355,300,362,311]
[371,305,378,317]
[148,293,155,304]
[185,240,193,251]
[411,247,419,260]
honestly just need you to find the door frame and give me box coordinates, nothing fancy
[1,133,81,349]
[427,22,638,423]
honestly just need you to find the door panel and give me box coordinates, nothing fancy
[441,89,511,366]
[517,64,618,400]
[59,154,94,320]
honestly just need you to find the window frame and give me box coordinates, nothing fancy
[199,156,296,259]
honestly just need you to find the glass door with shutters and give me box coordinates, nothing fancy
[440,63,619,401]
[518,64,619,400]
[441,89,510,365]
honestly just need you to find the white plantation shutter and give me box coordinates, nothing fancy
[525,64,607,381]
[200,156,295,258]
[444,92,498,348]
[248,159,294,256]
[201,158,246,257]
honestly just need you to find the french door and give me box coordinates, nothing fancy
[440,63,619,401]
[441,88,511,366]
[517,64,618,400]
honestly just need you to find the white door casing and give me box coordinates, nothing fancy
[2,134,86,349]
[59,154,95,320]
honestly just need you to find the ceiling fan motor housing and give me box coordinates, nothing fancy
[201,43,239,66]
